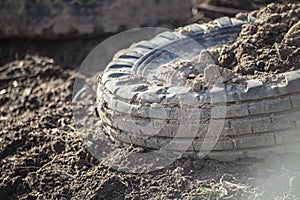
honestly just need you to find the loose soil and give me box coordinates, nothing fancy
[0,55,254,199]
[2,56,300,199]
[2,2,300,200]
[216,3,300,77]
[188,3,300,91]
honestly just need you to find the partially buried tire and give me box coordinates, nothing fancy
[96,16,300,161]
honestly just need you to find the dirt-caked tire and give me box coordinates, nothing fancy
[97,17,300,161]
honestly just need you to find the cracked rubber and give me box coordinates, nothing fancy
[97,16,300,161]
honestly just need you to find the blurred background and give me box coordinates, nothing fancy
[0,0,291,70]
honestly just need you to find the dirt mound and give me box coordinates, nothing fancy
[0,55,256,199]
[2,3,300,199]
[216,3,300,77]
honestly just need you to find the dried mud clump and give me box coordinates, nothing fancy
[216,3,300,77]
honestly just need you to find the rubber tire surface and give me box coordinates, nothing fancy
[97,16,300,161]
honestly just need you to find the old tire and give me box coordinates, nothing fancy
[96,17,300,161]
[0,0,191,39]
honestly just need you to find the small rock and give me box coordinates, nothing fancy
[23,88,32,97]
[172,166,184,175]
[0,89,7,95]
[192,75,206,92]
[219,67,234,82]
[203,64,235,85]
[204,64,222,84]
[192,159,206,170]
[12,80,18,87]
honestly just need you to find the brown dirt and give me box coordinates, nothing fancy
[0,37,108,70]
[1,58,300,199]
[2,2,300,200]
[188,3,300,92]
[0,55,256,199]
[215,3,300,78]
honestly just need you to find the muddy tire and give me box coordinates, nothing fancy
[96,17,300,161]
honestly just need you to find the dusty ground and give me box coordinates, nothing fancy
[187,3,300,91]
[0,56,254,199]
[216,3,300,77]
[1,1,300,200]
[2,55,300,200]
